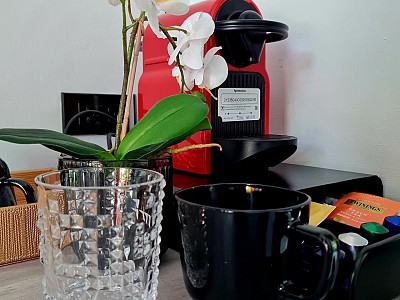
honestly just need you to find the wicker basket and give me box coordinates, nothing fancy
[0,168,52,266]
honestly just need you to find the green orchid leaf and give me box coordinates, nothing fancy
[122,117,211,159]
[191,91,206,102]
[0,128,115,160]
[120,143,165,160]
[116,93,210,160]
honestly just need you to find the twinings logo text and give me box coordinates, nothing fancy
[344,199,386,214]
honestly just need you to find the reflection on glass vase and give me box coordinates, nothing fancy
[57,153,176,255]
[35,167,165,299]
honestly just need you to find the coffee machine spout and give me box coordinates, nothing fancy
[212,135,297,173]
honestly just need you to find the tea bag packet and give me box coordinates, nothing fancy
[309,202,336,226]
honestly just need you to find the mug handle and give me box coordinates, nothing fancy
[0,177,37,204]
[280,224,340,300]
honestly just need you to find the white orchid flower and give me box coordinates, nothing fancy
[167,29,185,56]
[172,66,195,91]
[168,12,215,68]
[172,47,228,92]
[108,0,121,6]
[135,0,189,38]
[199,48,228,90]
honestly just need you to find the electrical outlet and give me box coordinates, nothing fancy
[61,93,120,135]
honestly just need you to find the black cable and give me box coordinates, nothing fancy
[63,110,117,134]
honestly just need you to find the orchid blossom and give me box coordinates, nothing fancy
[168,13,228,93]
[198,47,228,90]
[135,0,189,38]
[172,46,228,92]
[168,12,215,69]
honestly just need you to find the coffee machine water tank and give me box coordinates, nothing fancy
[138,0,296,175]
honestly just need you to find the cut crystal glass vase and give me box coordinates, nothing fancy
[35,167,165,300]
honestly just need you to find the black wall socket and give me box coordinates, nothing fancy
[62,93,120,135]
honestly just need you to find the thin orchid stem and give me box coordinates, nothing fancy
[159,26,176,48]
[127,0,134,23]
[125,23,136,32]
[128,12,144,64]
[159,24,187,34]
[164,143,222,154]
[114,2,130,153]
[127,22,139,65]
[159,25,190,93]
[121,20,144,140]
[114,9,145,153]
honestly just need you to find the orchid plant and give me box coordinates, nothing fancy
[0,0,228,161]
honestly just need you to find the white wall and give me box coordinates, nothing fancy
[1,0,399,199]
[259,0,400,199]
[0,0,123,169]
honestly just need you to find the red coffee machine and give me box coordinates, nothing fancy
[138,0,296,175]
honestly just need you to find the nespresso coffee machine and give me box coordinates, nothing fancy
[138,0,296,175]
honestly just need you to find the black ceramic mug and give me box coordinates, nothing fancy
[0,158,36,207]
[175,183,339,300]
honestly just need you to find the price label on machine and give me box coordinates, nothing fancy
[217,88,260,122]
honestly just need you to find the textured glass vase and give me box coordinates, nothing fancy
[35,167,165,300]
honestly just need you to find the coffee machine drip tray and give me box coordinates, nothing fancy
[211,134,297,173]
